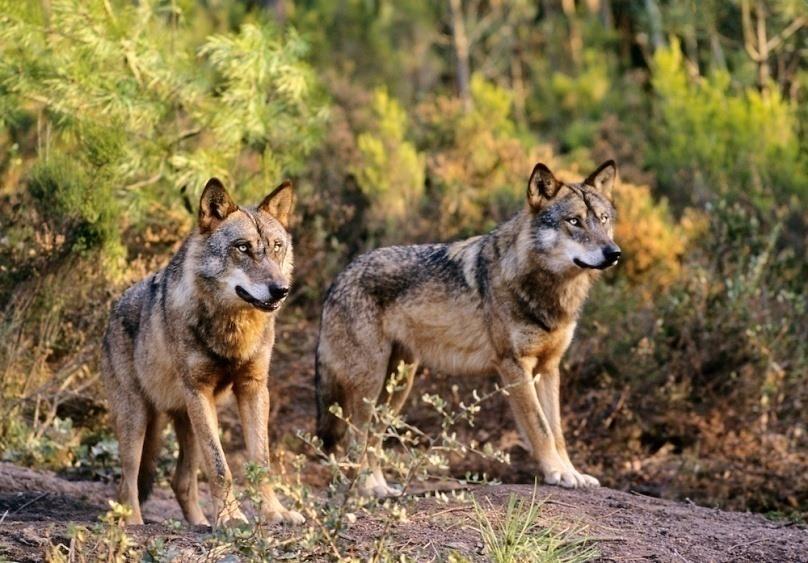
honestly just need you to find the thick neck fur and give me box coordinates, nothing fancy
[489,209,596,330]
[193,294,272,362]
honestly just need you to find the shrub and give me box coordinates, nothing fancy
[649,38,805,207]
[353,88,425,239]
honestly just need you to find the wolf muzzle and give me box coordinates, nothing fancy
[235,284,288,312]
[574,244,621,270]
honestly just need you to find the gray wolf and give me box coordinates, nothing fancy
[102,178,304,527]
[315,161,620,496]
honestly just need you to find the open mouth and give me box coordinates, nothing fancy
[235,285,282,312]
[574,257,618,270]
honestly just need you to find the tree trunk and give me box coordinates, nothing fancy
[561,0,582,65]
[755,0,770,87]
[449,0,472,111]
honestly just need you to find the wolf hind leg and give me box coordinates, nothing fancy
[336,342,397,499]
[365,343,418,498]
[171,411,210,526]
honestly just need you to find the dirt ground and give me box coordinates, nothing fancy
[0,462,806,562]
[1,314,805,561]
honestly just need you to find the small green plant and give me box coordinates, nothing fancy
[47,501,138,563]
[472,484,598,563]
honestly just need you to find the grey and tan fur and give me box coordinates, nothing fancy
[102,178,304,527]
[316,161,621,496]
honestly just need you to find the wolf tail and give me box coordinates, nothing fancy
[137,415,164,503]
[315,349,347,453]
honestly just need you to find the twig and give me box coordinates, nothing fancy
[11,492,49,515]
[414,505,472,519]
[544,499,576,509]
[728,537,768,552]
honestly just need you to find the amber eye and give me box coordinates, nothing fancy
[600,214,609,224]
[236,243,249,253]
[273,240,283,253]
[567,217,579,226]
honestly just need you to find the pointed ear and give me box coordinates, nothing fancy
[584,160,617,199]
[258,180,294,229]
[527,163,562,211]
[198,178,238,234]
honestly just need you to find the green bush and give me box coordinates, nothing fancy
[649,38,805,207]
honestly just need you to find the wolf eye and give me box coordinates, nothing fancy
[273,240,283,253]
[567,217,579,226]
[600,214,609,223]
[236,243,249,253]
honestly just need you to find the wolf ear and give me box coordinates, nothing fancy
[259,180,294,229]
[198,178,238,234]
[527,163,562,211]
[584,160,617,199]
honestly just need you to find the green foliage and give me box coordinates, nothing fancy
[649,38,805,206]
[28,154,121,257]
[0,0,327,224]
[415,74,531,237]
[354,88,425,237]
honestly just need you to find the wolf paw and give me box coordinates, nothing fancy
[358,474,402,499]
[371,483,402,499]
[544,469,600,489]
[264,509,306,525]
[577,472,600,488]
[188,513,211,527]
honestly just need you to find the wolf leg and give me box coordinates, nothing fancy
[114,398,149,525]
[184,389,247,527]
[535,368,599,488]
[171,411,210,526]
[342,372,398,499]
[364,349,418,498]
[497,358,580,488]
[233,378,305,525]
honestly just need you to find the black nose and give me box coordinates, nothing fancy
[603,245,622,263]
[268,284,289,300]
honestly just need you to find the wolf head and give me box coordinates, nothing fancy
[526,160,621,274]
[195,178,294,312]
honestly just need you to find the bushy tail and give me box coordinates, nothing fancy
[137,415,164,503]
[315,351,347,453]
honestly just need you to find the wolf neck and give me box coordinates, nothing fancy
[193,299,272,362]
[497,210,595,331]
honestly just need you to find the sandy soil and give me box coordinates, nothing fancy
[0,462,805,562]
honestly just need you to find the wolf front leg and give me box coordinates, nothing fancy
[534,366,599,488]
[183,388,247,527]
[233,377,305,525]
[496,357,582,488]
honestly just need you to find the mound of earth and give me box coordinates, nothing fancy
[0,462,805,562]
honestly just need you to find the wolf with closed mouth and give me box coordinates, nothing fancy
[102,178,304,527]
[315,161,621,497]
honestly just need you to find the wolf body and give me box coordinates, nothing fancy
[316,161,621,496]
[102,179,304,527]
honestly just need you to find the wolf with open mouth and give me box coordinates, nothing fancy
[102,178,303,528]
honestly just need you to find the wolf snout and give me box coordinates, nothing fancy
[602,245,621,266]
[268,283,289,301]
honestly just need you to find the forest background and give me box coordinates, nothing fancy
[0,0,806,520]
